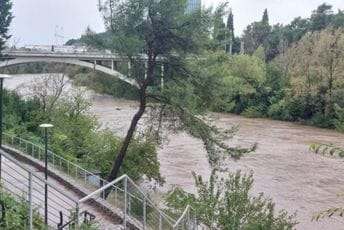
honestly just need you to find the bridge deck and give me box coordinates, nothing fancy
[1,50,154,61]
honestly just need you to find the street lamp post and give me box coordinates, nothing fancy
[39,123,53,225]
[0,74,11,180]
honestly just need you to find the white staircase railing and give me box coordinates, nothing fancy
[0,149,78,229]
[2,133,197,229]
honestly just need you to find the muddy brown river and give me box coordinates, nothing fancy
[6,74,344,229]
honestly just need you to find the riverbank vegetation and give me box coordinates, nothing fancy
[3,77,163,184]
[62,3,344,132]
[2,0,343,228]
[189,3,344,131]
[5,4,344,131]
[0,185,45,229]
[166,170,297,229]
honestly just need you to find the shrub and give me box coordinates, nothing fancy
[166,170,298,229]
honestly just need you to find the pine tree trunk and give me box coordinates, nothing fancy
[104,87,147,198]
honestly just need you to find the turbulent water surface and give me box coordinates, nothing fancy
[6,74,344,229]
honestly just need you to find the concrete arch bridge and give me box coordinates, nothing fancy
[0,50,164,87]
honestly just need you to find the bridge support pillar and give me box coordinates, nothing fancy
[111,60,118,70]
[93,60,101,70]
[144,61,148,79]
[161,64,164,91]
[128,61,131,77]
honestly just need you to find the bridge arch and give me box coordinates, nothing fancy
[0,57,138,87]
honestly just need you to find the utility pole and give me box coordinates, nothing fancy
[224,31,227,53]
[54,25,64,46]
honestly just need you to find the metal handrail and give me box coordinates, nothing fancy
[79,174,127,203]
[78,174,176,227]
[0,149,78,202]
[2,133,197,229]
[3,133,109,186]
[0,149,79,229]
[173,205,196,228]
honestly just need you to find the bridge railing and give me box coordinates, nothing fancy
[0,149,78,229]
[2,133,197,229]
[2,49,129,59]
[2,50,121,58]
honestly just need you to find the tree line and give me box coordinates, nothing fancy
[3,0,344,228]
[204,3,344,130]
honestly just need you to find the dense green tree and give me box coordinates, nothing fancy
[242,9,271,56]
[210,2,228,51]
[0,186,45,229]
[273,27,344,126]
[166,170,297,229]
[227,9,234,39]
[265,24,283,61]
[197,50,269,117]
[226,9,241,54]
[331,10,344,28]
[281,17,309,45]
[91,0,251,193]
[0,0,13,54]
[310,3,333,31]
[262,8,269,24]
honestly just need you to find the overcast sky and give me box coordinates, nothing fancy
[9,0,344,47]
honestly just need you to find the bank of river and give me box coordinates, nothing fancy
[6,74,344,229]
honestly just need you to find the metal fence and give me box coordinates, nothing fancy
[77,174,197,229]
[0,149,78,229]
[2,133,197,229]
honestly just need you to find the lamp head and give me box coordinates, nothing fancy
[0,74,12,79]
[39,124,53,128]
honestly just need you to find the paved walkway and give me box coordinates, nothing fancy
[1,147,124,229]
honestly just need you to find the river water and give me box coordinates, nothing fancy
[5,74,344,229]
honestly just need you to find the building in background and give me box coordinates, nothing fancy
[186,0,201,14]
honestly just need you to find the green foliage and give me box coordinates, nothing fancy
[262,9,269,24]
[72,71,138,100]
[313,207,344,221]
[309,143,344,158]
[210,3,228,50]
[166,170,297,229]
[274,27,344,127]
[242,106,265,118]
[0,0,13,53]
[310,4,333,31]
[0,186,45,229]
[219,53,268,115]
[50,95,162,183]
[227,10,234,39]
[83,131,163,183]
[3,87,162,184]
[3,89,41,132]
[333,104,344,132]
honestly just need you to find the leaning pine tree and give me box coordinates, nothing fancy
[91,0,255,194]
